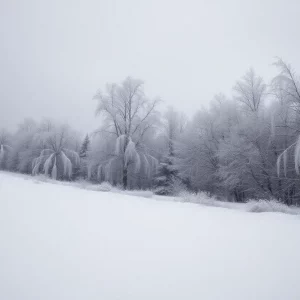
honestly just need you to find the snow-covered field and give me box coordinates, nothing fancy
[1,172,300,300]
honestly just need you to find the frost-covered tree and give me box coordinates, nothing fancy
[77,134,91,179]
[154,107,186,195]
[79,134,90,158]
[272,59,300,204]
[217,113,275,201]
[7,118,39,173]
[32,122,80,180]
[272,58,300,110]
[92,77,160,189]
[154,156,183,195]
[234,68,266,113]
[176,96,237,195]
[0,129,12,170]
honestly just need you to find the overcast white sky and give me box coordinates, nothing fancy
[0,0,299,133]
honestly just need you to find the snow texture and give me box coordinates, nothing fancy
[1,171,300,300]
[180,191,300,215]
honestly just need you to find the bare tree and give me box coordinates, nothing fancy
[234,68,266,112]
[273,59,300,203]
[0,129,12,169]
[273,58,300,112]
[93,77,160,188]
[8,119,38,173]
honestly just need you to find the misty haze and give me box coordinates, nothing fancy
[1,0,300,299]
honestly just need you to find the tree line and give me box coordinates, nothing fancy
[1,58,300,205]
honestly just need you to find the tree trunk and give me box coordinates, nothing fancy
[123,164,128,189]
[122,135,129,189]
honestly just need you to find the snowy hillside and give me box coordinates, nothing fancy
[1,172,300,300]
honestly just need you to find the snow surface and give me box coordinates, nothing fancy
[1,172,300,300]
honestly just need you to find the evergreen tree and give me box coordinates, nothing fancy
[154,155,182,195]
[154,107,185,195]
[78,134,90,179]
[79,134,90,158]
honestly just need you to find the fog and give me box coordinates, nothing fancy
[1,0,299,132]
